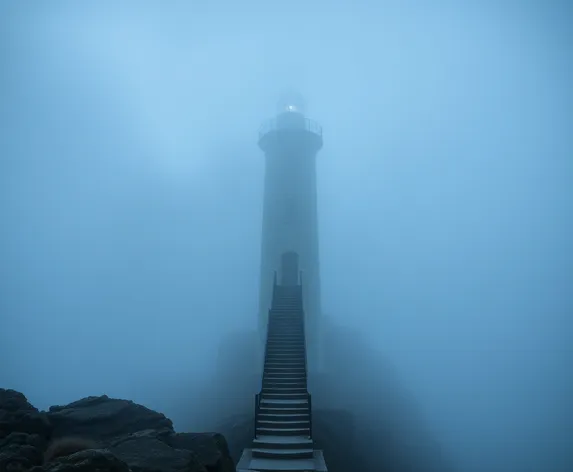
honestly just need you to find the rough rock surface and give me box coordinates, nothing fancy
[31,449,130,472]
[0,389,235,472]
[0,389,51,471]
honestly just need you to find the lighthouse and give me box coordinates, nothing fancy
[257,93,323,371]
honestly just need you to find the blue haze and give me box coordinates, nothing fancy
[1,2,571,471]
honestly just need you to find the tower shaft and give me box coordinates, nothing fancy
[258,106,323,363]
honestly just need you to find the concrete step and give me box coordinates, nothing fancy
[263,372,306,379]
[265,355,305,360]
[259,410,309,418]
[262,392,308,400]
[263,382,306,388]
[268,326,303,330]
[259,407,309,416]
[262,387,307,394]
[265,359,305,363]
[266,352,305,357]
[256,427,310,436]
[251,447,314,460]
[258,419,310,429]
[260,398,308,406]
[266,342,304,345]
[258,413,309,422]
[265,366,305,371]
[267,334,304,337]
[264,370,306,376]
[268,329,303,332]
[266,350,305,354]
[267,334,304,338]
[266,353,305,358]
[268,326,302,329]
[266,347,305,351]
[252,435,312,450]
[263,380,306,387]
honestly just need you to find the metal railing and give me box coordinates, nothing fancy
[255,271,278,439]
[299,281,313,440]
[258,117,323,141]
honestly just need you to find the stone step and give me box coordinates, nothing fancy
[264,370,306,376]
[266,352,305,356]
[265,359,305,364]
[259,407,309,416]
[267,334,304,337]
[267,344,305,349]
[266,347,305,351]
[263,372,306,379]
[265,366,305,371]
[251,448,314,460]
[260,398,308,406]
[265,354,304,364]
[258,419,310,429]
[263,381,306,388]
[265,360,305,364]
[256,427,310,437]
[265,358,305,363]
[266,349,305,354]
[268,329,303,334]
[252,435,313,450]
[268,329,303,332]
[258,413,309,422]
[263,392,308,400]
[262,387,307,394]
[268,326,303,330]
[267,350,305,354]
[265,365,305,371]
[263,381,306,387]
[267,334,304,338]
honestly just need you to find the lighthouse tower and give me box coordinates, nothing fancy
[258,93,323,371]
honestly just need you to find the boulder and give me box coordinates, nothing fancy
[0,389,51,471]
[31,448,130,472]
[0,389,235,472]
[47,396,173,442]
[167,433,234,472]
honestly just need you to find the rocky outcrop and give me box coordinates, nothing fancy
[0,389,235,472]
[35,449,130,472]
[0,389,51,471]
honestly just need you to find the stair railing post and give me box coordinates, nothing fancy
[308,393,313,439]
[254,393,259,439]
[272,270,277,309]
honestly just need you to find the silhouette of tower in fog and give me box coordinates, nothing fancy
[258,93,323,369]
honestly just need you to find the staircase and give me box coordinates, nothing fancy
[237,280,327,471]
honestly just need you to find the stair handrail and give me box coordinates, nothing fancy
[255,273,277,439]
[299,280,313,440]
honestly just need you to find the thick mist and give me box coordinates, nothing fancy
[1,2,571,472]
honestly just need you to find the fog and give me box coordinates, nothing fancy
[1,1,571,471]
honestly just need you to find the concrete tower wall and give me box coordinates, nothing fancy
[258,110,323,357]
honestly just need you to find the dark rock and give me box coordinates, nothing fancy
[0,390,51,440]
[110,436,206,472]
[1,390,235,472]
[43,437,99,464]
[0,389,51,471]
[47,396,173,443]
[31,449,130,472]
[167,433,234,472]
